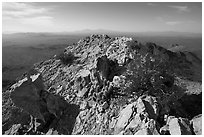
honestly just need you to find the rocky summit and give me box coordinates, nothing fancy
[2,34,202,135]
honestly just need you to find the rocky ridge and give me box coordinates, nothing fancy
[2,34,202,135]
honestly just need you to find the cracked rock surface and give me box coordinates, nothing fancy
[2,34,202,135]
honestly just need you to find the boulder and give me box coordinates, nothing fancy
[124,113,142,130]
[191,114,202,135]
[114,96,160,134]
[10,73,46,121]
[10,72,67,121]
[114,103,135,134]
[168,117,192,135]
[3,71,78,135]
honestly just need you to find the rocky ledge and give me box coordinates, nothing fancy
[2,34,202,135]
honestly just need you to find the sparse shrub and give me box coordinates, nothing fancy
[56,52,75,65]
[127,40,139,51]
[122,42,175,96]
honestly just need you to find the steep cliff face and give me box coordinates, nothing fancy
[2,34,202,135]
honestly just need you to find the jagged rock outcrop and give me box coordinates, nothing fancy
[112,95,160,135]
[2,70,80,135]
[2,34,202,135]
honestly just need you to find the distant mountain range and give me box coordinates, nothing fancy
[3,29,202,38]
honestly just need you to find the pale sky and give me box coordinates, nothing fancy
[2,2,202,33]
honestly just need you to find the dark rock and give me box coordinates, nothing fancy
[141,95,160,120]
[3,71,80,135]
[168,81,202,119]
[178,83,202,119]
[10,73,46,121]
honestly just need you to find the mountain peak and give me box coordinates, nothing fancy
[2,34,202,135]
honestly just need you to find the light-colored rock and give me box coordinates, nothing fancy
[77,87,88,97]
[134,128,152,135]
[106,37,132,65]
[191,114,202,135]
[134,119,159,135]
[4,124,21,135]
[136,97,146,114]
[114,103,135,133]
[145,119,160,135]
[46,128,59,135]
[78,69,91,77]
[114,96,160,135]
[125,113,142,130]
[169,117,192,135]
[80,101,88,110]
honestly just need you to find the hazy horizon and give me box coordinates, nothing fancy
[2,2,202,34]
[2,29,202,34]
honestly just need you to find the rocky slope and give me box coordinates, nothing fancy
[2,34,202,135]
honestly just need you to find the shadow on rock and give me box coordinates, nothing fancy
[165,82,202,119]
[48,103,80,135]
[2,71,80,135]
